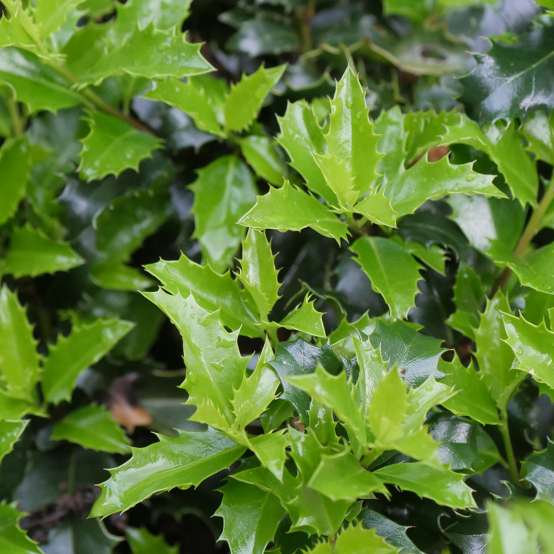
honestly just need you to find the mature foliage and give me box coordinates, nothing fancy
[1,0,554,553]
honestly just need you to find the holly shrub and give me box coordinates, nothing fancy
[1,0,554,552]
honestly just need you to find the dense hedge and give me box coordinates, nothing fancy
[1,1,554,552]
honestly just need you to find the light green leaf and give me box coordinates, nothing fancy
[401,239,445,275]
[41,318,134,404]
[508,243,554,294]
[503,313,554,391]
[0,419,27,463]
[308,449,386,502]
[315,67,380,208]
[64,22,213,85]
[522,110,554,166]
[34,0,85,37]
[0,287,40,401]
[145,75,226,136]
[238,229,280,321]
[145,254,260,337]
[0,138,30,225]
[288,366,367,454]
[51,404,130,454]
[447,264,484,339]
[522,441,554,502]
[116,0,193,31]
[90,263,152,292]
[216,480,285,554]
[191,155,257,271]
[224,64,285,132]
[232,364,279,429]
[487,501,554,554]
[0,48,82,113]
[276,100,333,203]
[79,111,162,181]
[438,358,500,425]
[279,296,326,338]
[354,191,398,227]
[0,502,43,554]
[307,524,399,554]
[351,237,422,320]
[375,463,476,509]
[249,431,289,481]
[1,225,83,278]
[239,135,287,186]
[382,156,503,217]
[127,528,177,554]
[0,5,40,56]
[91,428,244,517]
[474,295,520,408]
[239,182,348,241]
[143,290,248,428]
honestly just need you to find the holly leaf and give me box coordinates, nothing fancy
[438,357,500,425]
[51,404,131,454]
[145,75,226,136]
[0,420,27,464]
[41,318,134,404]
[0,502,43,554]
[522,110,554,166]
[279,296,326,338]
[0,138,30,225]
[144,254,261,337]
[127,528,177,554]
[1,225,83,278]
[224,64,285,132]
[143,290,248,429]
[79,111,162,181]
[91,428,244,517]
[354,191,398,227]
[463,21,554,120]
[239,182,349,242]
[502,313,554,391]
[191,156,257,271]
[276,100,334,203]
[375,463,476,509]
[0,287,40,401]
[308,449,386,502]
[238,229,280,321]
[351,237,422,320]
[508,243,554,294]
[216,480,284,554]
[0,49,82,113]
[522,441,554,502]
[239,134,287,186]
[315,66,380,208]
[306,524,399,554]
[382,155,503,217]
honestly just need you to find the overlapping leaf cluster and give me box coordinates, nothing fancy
[1,0,554,553]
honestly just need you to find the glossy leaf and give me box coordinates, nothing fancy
[307,524,399,553]
[144,255,260,337]
[239,134,287,186]
[143,290,248,428]
[238,229,280,321]
[503,313,554,391]
[522,441,554,502]
[217,480,285,554]
[0,48,82,113]
[374,463,476,509]
[279,296,326,338]
[0,502,43,554]
[463,21,554,120]
[0,138,30,225]
[224,65,285,132]
[508,243,554,294]
[0,287,40,401]
[1,225,83,278]
[315,67,380,208]
[41,318,134,404]
[79,111,162,181]
[91,428,244,517]
[351,237,422,319]
[51,405,131,454]
[239,182,349,241]
[191,156,257,271]
[127,528,177,554]
[0,420,27,464]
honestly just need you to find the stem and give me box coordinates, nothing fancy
[500,408,519,483]
[298,0,315,52]
[490,177,554,296]
[7,97,23,137]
